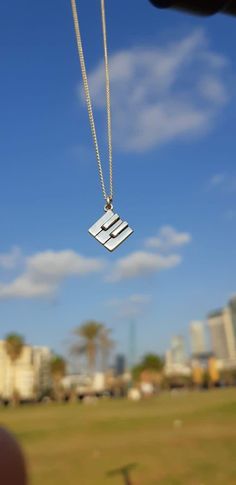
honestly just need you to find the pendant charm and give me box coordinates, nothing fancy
[89,209,133,252]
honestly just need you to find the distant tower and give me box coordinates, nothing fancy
[128,321,136,369]
[190,321,206,356]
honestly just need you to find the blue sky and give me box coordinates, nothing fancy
[0,0,235,361]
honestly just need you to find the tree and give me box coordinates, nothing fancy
[5,333,25,405]
[50,355,66,401]
[72,321,103,374]
[141,354,164,372]
[132,353,164,382]
[99,327,115,372]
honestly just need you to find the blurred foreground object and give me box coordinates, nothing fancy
[149,0,236,16]
[128,387,141,401]
[0,428,27,485]
[107,463,137,484]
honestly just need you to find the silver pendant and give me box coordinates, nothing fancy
[89,209,133,252]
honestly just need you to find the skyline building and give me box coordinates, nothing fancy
[170,335,186,365]
[165,337,191,377]
[208,309,228,360]
[228,296,236,347]
[190,321,206,355]
[207,307,236,362]
[223,306,236,361]
[0,341,52,401]
[115,354,126,376]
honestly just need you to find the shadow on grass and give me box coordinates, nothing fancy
[107,463,138,484]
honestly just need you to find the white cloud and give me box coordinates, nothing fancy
[209,173,226,188]
[146,226,192,251]
[107,293,151,318]
[82,29,229,152]
[209,173,236,192]
[0,250,104,299]
[0,247,22,269]
[0,275,54,299]
[109,251,181,281]
[108,225,191,281]
[27,251,103,279]
[198,76,228,104]
[127,294,151,305]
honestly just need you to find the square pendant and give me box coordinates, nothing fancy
[89,210,133,252]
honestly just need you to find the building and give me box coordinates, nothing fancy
[0,341,52,401]
[165,350,191,377]
[223,306,236,361]
[165,336,191,376]
[62,372,106,396]
[190,321,206,356]
[171,336,186,365]
[229,296,236,345]
[115,354,126,376]
[207,308,236,363]
[208,309,228,360]
[32,346,52,394]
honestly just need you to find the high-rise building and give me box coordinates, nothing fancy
[115,354,126,376]
[171,336,186,364]
[208,309,228,360]
[33,346,52,393]
[190,321,206,355]
[165,340,191,377]
[229,296,236,345]
[223,306,236,361]
[128,322,136,368]
[207,308,236,361]
[0,341,52,401]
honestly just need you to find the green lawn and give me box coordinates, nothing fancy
[1,389,236,484]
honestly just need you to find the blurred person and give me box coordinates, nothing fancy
[0,427,28,485]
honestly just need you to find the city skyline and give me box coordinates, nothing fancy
[166,295,236,370]
[0,1,235,358]
[2,293,236,368]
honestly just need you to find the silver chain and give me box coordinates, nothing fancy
[70,0,113,205]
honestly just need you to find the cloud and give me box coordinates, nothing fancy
[198,76,228,105]
[0,250,104,299]
[209,173,226,188]
[107,293,151,318]
[82,29,229,152]
[108,225,191,281]
[109,251,181,281]
[145,226,192,251]
[209,173,236,192]
[127,294,151,305]
[0,247,22,269]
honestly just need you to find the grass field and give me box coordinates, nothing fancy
[1,389,236,484]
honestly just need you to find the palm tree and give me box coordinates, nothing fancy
[5,333,25,405]
[99,327,115,372]
[50,355,66,401]
[72,321,103,374]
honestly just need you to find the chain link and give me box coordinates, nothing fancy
[70,0,113,202]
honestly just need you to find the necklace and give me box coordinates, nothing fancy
[70,0,133,251]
